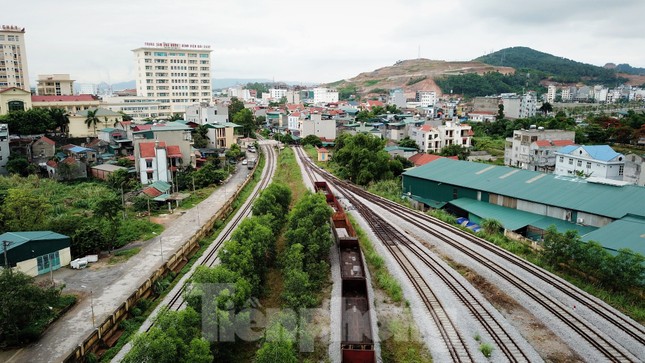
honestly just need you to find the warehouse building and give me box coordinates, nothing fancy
[402,158,645,255]
[0,231,71,277]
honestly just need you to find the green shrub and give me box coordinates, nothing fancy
[479,342,494,358]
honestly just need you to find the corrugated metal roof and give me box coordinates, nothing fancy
[449,198,598,235]
[403,158,645,219]
[557,145,622,161]
[0,231,70,251]
[581,215,645,255]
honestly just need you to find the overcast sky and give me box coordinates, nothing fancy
[7,0,645,86]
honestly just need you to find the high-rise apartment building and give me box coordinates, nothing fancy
[133,42,212,116]
[0,25,30,91]
[37,74,74,95]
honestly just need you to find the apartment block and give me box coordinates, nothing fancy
[133,42,212,115]
[0,25,30,91]
[36,74,74,95]
[504,128,576,169]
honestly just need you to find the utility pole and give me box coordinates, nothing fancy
[2,240,11,271]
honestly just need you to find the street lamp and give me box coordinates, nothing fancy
[80,285,95,328]
[152,232,164,262]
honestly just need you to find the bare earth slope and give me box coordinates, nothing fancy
[328,58,514,98]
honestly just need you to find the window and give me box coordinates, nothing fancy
[586,162,591,169]
[619,165,624,176]
[146,160,153,168]
[568,158,573,165]
[37,252,61,274]
[576,160,582,167]
[8,100,24,112]
[147,172,153,180]
[559,156,564,163]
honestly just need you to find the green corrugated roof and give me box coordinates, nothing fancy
[153,193,171,202]
[0,231,70,251]
[149,181,172,192]
[449,198,598,234]
[385,146,417,152]
[581,215,645,255]
[403,158,645,220]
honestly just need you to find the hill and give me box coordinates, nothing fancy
[325,58,514,100]
[474,46,622,84]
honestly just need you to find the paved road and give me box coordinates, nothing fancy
[1,162,252,363]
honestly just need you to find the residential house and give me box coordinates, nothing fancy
[185,103,229,125]
[29,135,56,166]
[287,112,303,133]
[136,141,183,184]
[468,111,497,122]
[411,120,472,153]
[132,122,194,180]
[416,91,436,107]
[623,153,645,186]
[91,164,128,180]
[204,122,241,149]
[46,156,87,180]
[302,112,336,140]
[504,129,576,169]
[384,145,417,159]
[317,147,329,162]
[555,145,626,180]
[527,139,576,173]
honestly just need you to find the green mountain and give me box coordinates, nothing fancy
[614,64,645,76]
[474,46,623,84]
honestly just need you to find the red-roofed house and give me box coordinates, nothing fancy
[408,153,458,167]
[46,156,87,180]
[317,147,329,162]
[363,100,384,111]
[29,136,57,165]
[136,140,184,184]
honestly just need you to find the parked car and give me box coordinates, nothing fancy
[242,159,248,165]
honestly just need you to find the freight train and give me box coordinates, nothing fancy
[314,181,376,363]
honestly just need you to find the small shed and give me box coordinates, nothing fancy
[0,231,72,277]
[317,147,329,162]
[91,163,127,180]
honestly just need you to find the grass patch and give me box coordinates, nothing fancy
[273,147,307,204]
[380,310,433,363]
[349,214,403,303]
[472,136,505,157]
[407,76,427,86]
[479,342,494,358]
[364,79,381,87]
[108,248,141,264]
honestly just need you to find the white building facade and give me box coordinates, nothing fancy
[504,129,576,169]
[555,145,625,180]
[101,95,166,121]
[0,124,9,174]
[133,42,213,115]
[416,91,436,107]
[313,88,339,104]
[184,103,228,124]
[36,74,74,96]
[0,25,30,91]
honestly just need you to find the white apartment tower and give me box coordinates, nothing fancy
[133,42,213,116]
[0,25,30,91]
[546,85,557,103]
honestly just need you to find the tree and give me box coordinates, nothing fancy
[255,324,298,363]
[228,97,245,117]
[496,104,505,120]
[0,188,52,232]
[440,144,470,160]
[0,270,61,346]
[233,108,255,137]
[48,108,70,135]
[481,218,503,236]
[332,133,397,185]
[92,195,123,252]
[168,113,183,121]
[398,137,419,150]
[192,125,210,148]
[57,161,79,181]
[538,102,553,115]
[84,109,100,136]
[301,134,322,148]
[5,155,36,177]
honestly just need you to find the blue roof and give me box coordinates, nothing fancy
[69,146,95,153]
[557,145,622,162]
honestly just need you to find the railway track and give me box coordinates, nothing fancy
[297,147,641,362]
[297,146,530,362]
[152,143,276,320]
